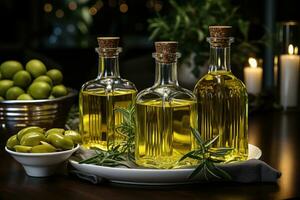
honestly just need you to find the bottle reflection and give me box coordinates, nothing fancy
[277,114,295,198]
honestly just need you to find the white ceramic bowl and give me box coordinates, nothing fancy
[5,144,80,177]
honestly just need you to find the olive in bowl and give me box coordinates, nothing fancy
[5,126,81,177]
[0,59,77,136]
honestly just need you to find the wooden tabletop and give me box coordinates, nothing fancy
[1,111,299,200]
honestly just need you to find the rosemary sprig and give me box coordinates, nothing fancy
[79,145,130,167]
[180,128,233,180]
[114,103,136,160]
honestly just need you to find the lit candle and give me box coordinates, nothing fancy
[274,56,278,87]
[280,44,300,109]
[244,57,263,95]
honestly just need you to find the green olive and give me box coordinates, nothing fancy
[47,134,74,150]
[27,81,51,99]
[13,70,32,88]
[17,94,33,100]
[46,69,63,85]
[0,60,23,79]
[6,135,20,150]
[33,75,53,87]
[46,132,63,140]
[0,80,14,97]
[20,131,46,146]
[64,130,82,144]
[14,145,32,153]
[48,95,55,99]
[51,84,68,97]
[17,126,44,141]
[5,86,25,100]
[45,128,65,137]
[25,59,47,78]
[31,142,56,153]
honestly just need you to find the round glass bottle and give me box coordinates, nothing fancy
[135,41,198,169]
[194,26,248,162]
[79,37,137,150]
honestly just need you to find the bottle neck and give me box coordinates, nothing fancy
[209,46,231,72]
[154,61,178,86]
[98,55,120,78]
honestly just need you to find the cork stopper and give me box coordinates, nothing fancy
[96,37,120,56]
[154,41,178,63]
[97,37,119,48]
[208,26,233,47]
[209,26,232,38]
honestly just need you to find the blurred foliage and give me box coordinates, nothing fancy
[43,0,96,48]
[66,105,79,131]
[148,0,267,77]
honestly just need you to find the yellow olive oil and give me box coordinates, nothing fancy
[135,99,198,169]
[79,89,136,150]
[194,71,248,161]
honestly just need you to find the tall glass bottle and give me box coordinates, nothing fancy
[135,41,198,169]
[194,26,248,162]
[79,37,137,150]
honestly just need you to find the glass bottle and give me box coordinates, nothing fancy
[135,41,198,169]
[79,37,137,150]
[194,26,248,162]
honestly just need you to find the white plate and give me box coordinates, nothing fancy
[69,144,261,185]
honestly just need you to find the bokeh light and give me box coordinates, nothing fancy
[44,3,53,13]
[120,3,128,13]
[89,7,97,15]
[55,9,64,18]
[68,2,78,11]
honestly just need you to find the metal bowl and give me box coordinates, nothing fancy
[0,88,78,137]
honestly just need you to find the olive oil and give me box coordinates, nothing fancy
[79,37,137,150]
[80,89,136,150]
[135,41,198,169]
[135,99,197,168]
[194,26,248,162]
[194,71,248,161]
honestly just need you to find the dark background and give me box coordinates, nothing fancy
[0,0,298,91]
[1,2,300,199]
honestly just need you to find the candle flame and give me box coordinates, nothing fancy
[248,57,257,68]
[274,56,278,65]
[288,44,294,55]
[295,46,298,55]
